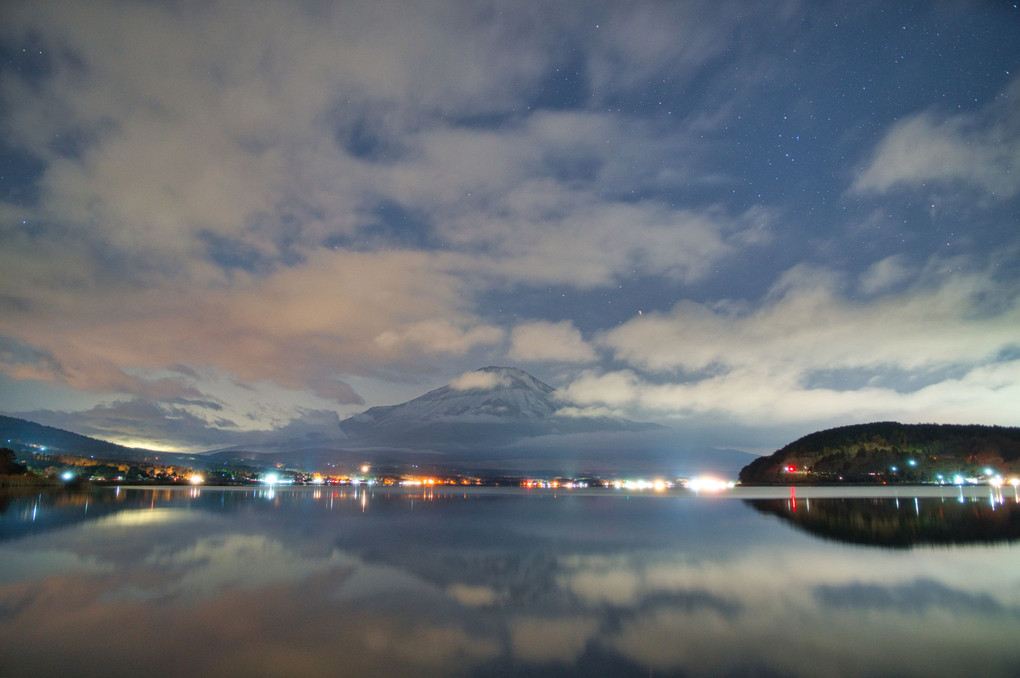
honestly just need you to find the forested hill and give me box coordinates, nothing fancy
[738,422,1020,485]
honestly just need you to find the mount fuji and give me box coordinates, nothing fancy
[338,366,658,447]
[209,366,755,476]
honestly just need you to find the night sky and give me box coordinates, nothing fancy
[1,1,1018,454]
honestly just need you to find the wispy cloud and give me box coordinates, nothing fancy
[853,79,1020,198]
[561,260,1020,431]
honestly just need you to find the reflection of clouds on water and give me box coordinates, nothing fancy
[0,548,113,581]
[4,488,1020,677]
[508,615,600,664]
[815,578,1015,616]
[144,534,355,597]
[555,545,1020,677]
[333,557,442,601]
[0,531,502,677]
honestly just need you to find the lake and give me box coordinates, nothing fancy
[2,484,1020,677]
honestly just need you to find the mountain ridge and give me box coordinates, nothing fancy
[0,414,193,462]
[337,366,660,445]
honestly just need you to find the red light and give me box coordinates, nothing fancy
[786,465,795,472]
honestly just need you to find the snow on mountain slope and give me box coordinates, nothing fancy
[339,366,656,442]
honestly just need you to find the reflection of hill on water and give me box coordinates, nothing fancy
[746,495,1020,548]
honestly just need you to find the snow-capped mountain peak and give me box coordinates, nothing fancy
[337,366,659,447]
[346,366,560,429]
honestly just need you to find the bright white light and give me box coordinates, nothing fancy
[189,474,204,485]
[264,473,279,485]
[311,476,324,485]
[688,476,734,493]
[60,471,74,482]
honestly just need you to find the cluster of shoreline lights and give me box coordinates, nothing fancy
[947,472,1020,488]
[520,477,736,492]
[258,474,737,492]
[241,462,739,492]
[783,463,1020,488]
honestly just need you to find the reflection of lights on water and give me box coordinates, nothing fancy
[92,509,198,527]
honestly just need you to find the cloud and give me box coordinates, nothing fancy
[560,261,1020,429]
[509,320,597,363]
[858,255,914,296]
[375,319,504,357]
[853,78,1020,197]
[382,113,774,287]
[1,246,486,388]
[445,583,501,607]
[449,370,512,391]
[0,0,767,443]
[602,262,1019,374]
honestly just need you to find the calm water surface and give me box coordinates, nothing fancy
[2,484,1019,677]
